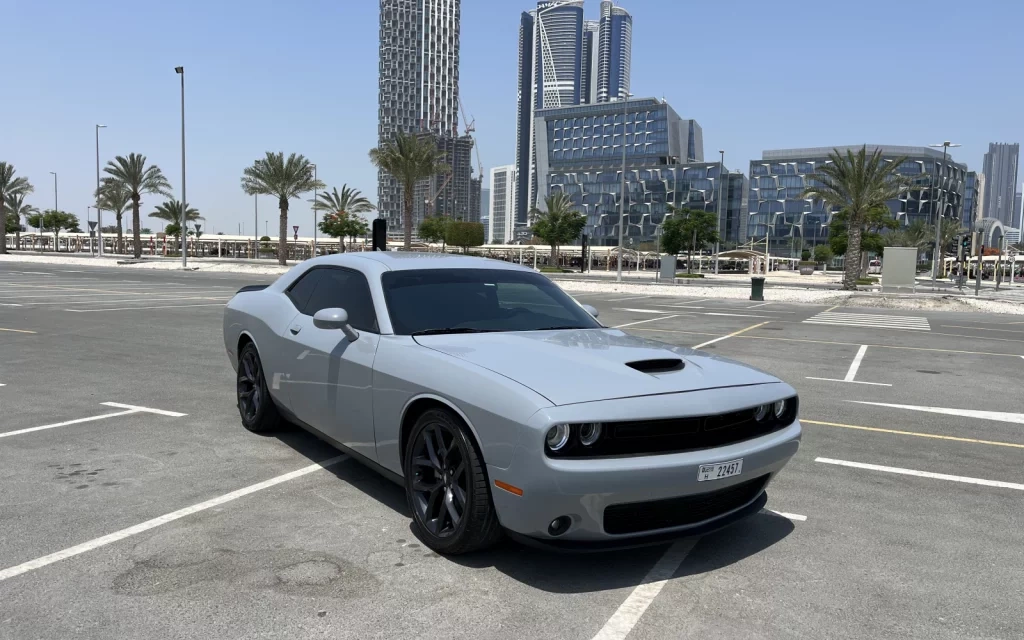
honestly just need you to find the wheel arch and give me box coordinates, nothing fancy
[398,394,485,472]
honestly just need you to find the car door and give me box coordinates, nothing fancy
[280,266,380,462]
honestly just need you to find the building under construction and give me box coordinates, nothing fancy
[411,132,479,226]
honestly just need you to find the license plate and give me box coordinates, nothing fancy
[697,459,743,482]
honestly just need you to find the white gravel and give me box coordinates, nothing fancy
[0,254,291,275]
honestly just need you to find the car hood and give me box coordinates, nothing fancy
[414,328,780,406]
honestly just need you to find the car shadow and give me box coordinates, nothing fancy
[273,428,793,594]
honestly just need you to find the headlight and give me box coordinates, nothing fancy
[546,424,571,451]
[773,400,786,418]
[578,423,603,446]
[753,404,770,422]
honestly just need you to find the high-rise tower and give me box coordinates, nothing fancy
[596,0,631,103]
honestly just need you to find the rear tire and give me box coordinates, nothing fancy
[403,408,503,554]
[236,342,281,433]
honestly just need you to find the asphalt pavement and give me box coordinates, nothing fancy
[1,262,1022,639]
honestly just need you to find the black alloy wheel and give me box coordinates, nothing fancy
[236,342,280,433]
[404,409,502,554]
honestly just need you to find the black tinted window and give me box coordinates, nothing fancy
[381,269,601,335]
[286,269,322,311]
[303,268,378,333]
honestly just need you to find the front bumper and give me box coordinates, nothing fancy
[487,393,801,544]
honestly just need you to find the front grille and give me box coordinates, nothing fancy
[603,475,769,535]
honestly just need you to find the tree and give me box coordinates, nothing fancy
[827,205,898,275]
[96,178,133,253]
[418,215,450,250]
[661,206,720,273]
[149,200,203,224]
[888,219,932,251]
[813,244,833,264]
[445,221,485,254]
[241,152,324,266]
[26,210,80,249]
[801,146,910,290]
[0,162,34,254]
[529,193,586,264]
[319,211,369,253]
[103,153,173,259]
[369,132,449,250]
[165,222,183,244]
[4,192,37,247]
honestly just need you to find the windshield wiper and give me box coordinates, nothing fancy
[412,327,502,336]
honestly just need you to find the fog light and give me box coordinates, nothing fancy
[546,424,571,451]
[548,516,571,536]
[753,404,770,421]
[773,400,786,418]
[579,423,603,446]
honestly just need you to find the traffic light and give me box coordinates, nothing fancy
[372,218,387,251]
[961,235,971,254]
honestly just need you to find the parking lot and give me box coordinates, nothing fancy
[1,263,1022,639]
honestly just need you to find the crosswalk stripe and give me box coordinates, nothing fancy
[803,311,931,331]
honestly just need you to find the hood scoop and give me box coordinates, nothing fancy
[625,358,684,374]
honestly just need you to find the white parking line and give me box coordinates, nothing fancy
[747,302,772,308]
[0,409,138,439]
[101,402,187,417]
[847,401,1024,424]
[703,312,769,318]
[591,538,697,640]
[766,509,807,522]
[692,322,770,349]
[614,315,681,329]
[66,303,226,312]
[21,296,231,306]
[615,308,671,314]
[607,295,651,302]
[815,457,1024,491]
[0,456,346,583]
[805,345,892,387]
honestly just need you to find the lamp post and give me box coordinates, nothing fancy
[254,194,258,260]
[928,141,960,287]
[616,92,634,282]
[95,124,105,254]
[175,66,187,267]
[311,163,318,256]
[715,149,725,274]
[87,206,93,255]
[47,172,57,238]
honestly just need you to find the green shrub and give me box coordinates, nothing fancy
[856,276,879,285]
[675,272,705,278]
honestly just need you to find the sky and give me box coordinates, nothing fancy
[4,0,1023,236]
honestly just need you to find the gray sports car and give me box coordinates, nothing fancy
[223,252,801,553]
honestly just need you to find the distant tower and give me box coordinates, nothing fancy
[378,0,463,231]
[596,0,632,103]
[981,142,1020,225]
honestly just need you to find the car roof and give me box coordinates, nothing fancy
[308,252,534,273]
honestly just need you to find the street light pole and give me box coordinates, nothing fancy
[48,172,57,238]
[616,93,633,282]
[95,124,106,256]
[311,163,318,256]
[929,141,960,287]
[716,149,724,274]
[254,194,258,260]
[175,66,187,267]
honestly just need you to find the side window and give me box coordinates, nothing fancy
[286,269,323,311]
[304,269,379,333]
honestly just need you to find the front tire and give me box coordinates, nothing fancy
[403,408,502,554]
[236,342,281,433]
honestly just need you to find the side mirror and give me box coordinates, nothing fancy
[313,307,360,341]
[582,304,599,318]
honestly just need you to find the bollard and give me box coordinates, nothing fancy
[750,276,765,301]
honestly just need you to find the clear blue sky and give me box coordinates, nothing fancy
[4,0,1022,236]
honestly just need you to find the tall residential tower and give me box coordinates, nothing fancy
[514,0,632,225]
[981,142,1019,226]
[379,0,477,232]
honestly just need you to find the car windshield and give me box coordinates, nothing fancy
[381,268,602,335]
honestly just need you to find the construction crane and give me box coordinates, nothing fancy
[458,97,484,186]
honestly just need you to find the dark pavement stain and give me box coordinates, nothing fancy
[111,548,379,599]
[917,370,942,375]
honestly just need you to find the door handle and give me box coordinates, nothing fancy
[289,324,302,335]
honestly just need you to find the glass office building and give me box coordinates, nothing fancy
[748,145,967,256]
[534,98,747,246]
[962,171,979,229]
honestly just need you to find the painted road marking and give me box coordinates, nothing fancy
[21,296,231,306]
[692,322,770,349]
[848,401,1024,425]
[614,314,683,329]
[66,303,226,312]
[703,312,769,318]
[802,419,1024,450]
[615,307,672,314]
[747,302,773,308]
[941,324,1024,334]
[805,345,892,386]
[804,311,930,331]
[815,457,1024,492]
[0,456,347,583]
[607,295,651,302]
[766,510,807,522]
[0,327,36,334]
[0,303,22,307]
[0,402,185,439]
[591,538,697,640]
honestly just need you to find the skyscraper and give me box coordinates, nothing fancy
[379,0,476,233]
[981,142,1019,226]
[596,0,632,103]
[514,0,632,225]
[488,165,517,244]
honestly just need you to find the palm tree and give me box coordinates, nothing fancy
[312,185,376,218]
[529,192,586,265]
[801,147,910,290]
[241,152,324,266]
[103,154,173,259]
[0,162,34,254]
[890,219,932,250]
[4,192,38,249]
[149,199,203,224]
[369,132,449,250]
[96,178,133,254]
